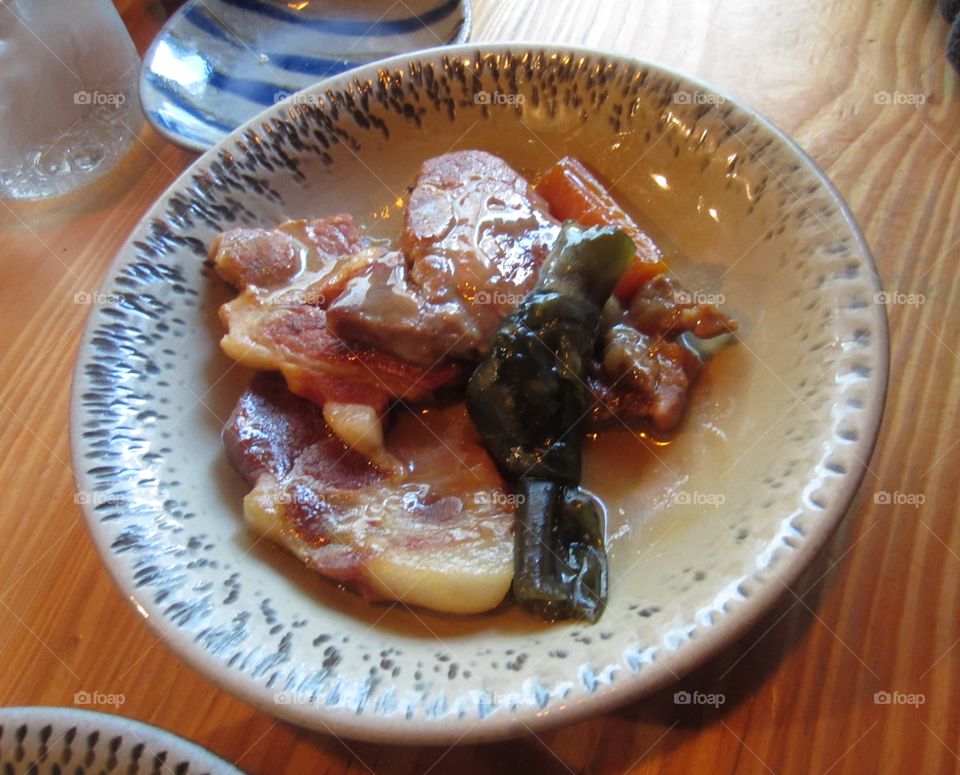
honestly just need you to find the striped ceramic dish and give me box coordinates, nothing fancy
[140,0,471,151]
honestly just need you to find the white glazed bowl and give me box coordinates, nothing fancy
[71,44,888,743]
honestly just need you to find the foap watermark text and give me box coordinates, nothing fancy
[273,91,324,107]
[74,491,122,507]
[74,291,123,306]
[74,90,126,107]
[674,490,725,508]
[874,91,926,106]
[874,490,924,508]
[474,290,525,306]
[475,491,526,507]
[474,90,524,106]
[673,90,725,106]
[74,690,125,708]
[874,690,925,707]
[674,690,725,707]
[874,291,925,307]
[675,290,725,306]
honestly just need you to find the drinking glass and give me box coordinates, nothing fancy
[0,0,143,200]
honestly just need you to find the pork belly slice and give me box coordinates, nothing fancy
[326,150,560,366]
[219,284,460,409]
[224,374,514,614]
[211,214,462,465]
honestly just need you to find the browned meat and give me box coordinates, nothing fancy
[210,214,364,289]
[587,275,735,432]
[589,325,703,433]
[210,160,735,444]
[326,151,560,366]
[224,373,381,489]
[211,213,462,418]
[628,273,737,339]
[210,229,302,289]
[322,258,469,368]
[403,150,559,298]
[224,374,514,613]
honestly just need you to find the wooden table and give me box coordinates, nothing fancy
[2,1,958,772]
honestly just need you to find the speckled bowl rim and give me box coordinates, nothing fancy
[0,706,244,773]
[140,0,474,153]
[72,42,889,744]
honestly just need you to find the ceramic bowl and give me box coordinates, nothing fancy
[0,707,241,773]
[72,44,888,743]
[140,0,472,150]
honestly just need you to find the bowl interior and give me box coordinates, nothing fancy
[73,48,885,741]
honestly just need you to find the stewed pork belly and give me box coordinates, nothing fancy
[210,150,736,615]
[211,213,462,470]
[224,374,514,614]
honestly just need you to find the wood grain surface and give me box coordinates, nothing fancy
[1,1,958,773]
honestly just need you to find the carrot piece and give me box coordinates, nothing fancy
[535,157,667,304]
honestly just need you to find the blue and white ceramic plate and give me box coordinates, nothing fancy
[0,707,242,774]
[140,0,471,151]
[73,44,888,743]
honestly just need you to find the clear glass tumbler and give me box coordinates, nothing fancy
[0,0,143,200]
